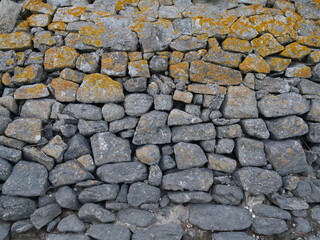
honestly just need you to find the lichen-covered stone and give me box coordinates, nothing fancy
[101,52,128,77]
[136,144,160,165]
[44,46,80,71]
[41,135,67,161]
[14,83,50,100]
[0,32,32,51]
[33,31,56,49]
[169,62,189,80]
[251,33,284,58]
[51,77,79,102]
[189,60,242,85]
[77,73,124,103]
[169,35,207,52]
[53,6,87,22]
[27,14,52,27]
[0,50,17,72]
[187,83,226,95]
[280,42,311,60]
[229,17,258,40]
[239,54,270,73]
[24,0,57,15]
[12,64,44,86]
[128,60,150,78]
[221,37,252,53]
[76,52,100,73]
[266,57,291,72]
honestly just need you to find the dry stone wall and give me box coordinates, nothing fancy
[0,0,320,239]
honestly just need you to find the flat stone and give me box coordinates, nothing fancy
[168,109,202,126]
[187,83,226,95]
[102,103,125,122]
[229,17,258,40]
[60,68,85,83]
[270,193,309,211]
[14,83,50,100]
[251,33,284,57]
[216,124,243,138]
[87,224,131,240]
[30,203,62,229]
[132,224,183,240]
[208,154,237,173]
[234,167,282,194]
[264,140,309,175]
[172,123,216,142]
[308,123,320,143]
[41,135,68,161]
[78,120,108,136]
[213,232,255,240]
[11,219,33,234]
[133,111,172,145]
[51,78,79,102]
[22,146,55,170]
[0,145,22,163]
[266,57,292,72]
[252,204,291,220]
[0,196,36,221]
[239,54,270,74]
[49,160,93,187]
[118,208,156,228]
[235,137,267,166]
[64,133,91,160]
[222,37,252,53]
[136,144,160,165]
[57,214,86,233]
[44,46,79,71]
[55,186,79,210]
[127,182,160,207]
[0,50,16,72]
[258,92,310,117]
[27,14,51,27]
[266,116,309,140]
[189,60,242,85]
[78,184,119,203]
[123,77,147,93]
[170,35,206,52]
[78,203,115,223]
[174,142,207,169]
[124,94,153,116]
[255,77,290,94]
[0,159,12,181]
[62,103,102,120]
[128,60,150,78]
[24,0,57,15]
[189,204,252,231]
[280,42,311,60]
[0,0,21,34]
[0,32,32,51]
[21,99,55,122]
[212,184,244,205]
[173,90,193,103]
[298,79,320,96]
[97,162,147,184]
[168,191,213,204]
[252,217,288,235]
[52,6,87,22]
[77,73,124,103]
[285,63,312,78]
[91,132,131,166]
[109,116,138,133]
[46,234,90,240]
[162,168,213,191]
[149,55,168,73]
[101,52,128,77]
[76,52,99,73]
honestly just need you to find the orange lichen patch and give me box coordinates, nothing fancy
[268,18,297,39]
[60,68,85,83]
[277,34,294,45]
[44,46,79,71]
[251,33,284,57]
[15,21,30,32]
[33,31,56,47]
[203,44,242,68]
[183,49,207,62]
[1,73,14,87]
[51,77,79,102]
[48,22,67,31]
[286,64,312,78]
[24,0,57,15]
[27,14,52,27]
[124,0,139,4]
[297,36,320,48]
[115,0,126,11]
[170,51,184,65]
[173,90,193,104]
[78,25,106,48]
[239,54,270,74]
[14,83,49,100]
[249,14,274,33]
[128,60,150,78]
[128,52,142,61]
[189,60,242,86]
[221,37,252,53]
[101,52,128,77]
[188,84,226,95]
[229,17,259,40]
[76,73,124,103]
[280,42,311,60]
[169,62,189,81]
[266,57,292,72]
[0,32,32,51]
[308,50,320,63]
[16,52,25,65]
[53,7,87,23]
[274,0,295,10]
[12,65,42,85]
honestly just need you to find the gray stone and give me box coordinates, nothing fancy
[0,223,9,240]
[174,142,207,169]
[199,139,216,153]
[55,186,79,210]
[208,154,237,173]
[148,165,162,186]
[255,77,290,93]
[306,100,320,122]
[189,204,252,231]
[127,182,160,207]
[64,134,91,160]
[311,206,320,223]
[101,52,128,77]
[78,120,108,136]
[49,160,93,187]
[21,99,55,122]
[222,86,258,119]
[123,77,147,93]
[41,135,68,162]
[22,146,55,170]
[293,179,320,203]
[160,155,176,171]
[266,116,309,140]
[216,124,242,138]
[91,132,131,166]
[133,111,172,145]
[149,56,168,73]
[0,51,16,72]
[308,123,320,143]
[170,35,207,52]
[76,52,99,73]
[253,204,291,220]
[172,123,216,142]
[0,159,12,181]
[62,104,102,120]
[109,116,138,133]
[0,136,25,151]
[295,0,320,20]
[162,168,213,191]
[212,232,256,240]
[269,193,309,210]
[118,208,156,228]
[212,184,244,205]
[31,203,62,229]
[86,224,131,240]
[136,144,160,165]
[132,223,183,240]
[264,140,310,175]
[46,234,90,240]
[173,18,192,35]
[79,184,119,203]
[168,191,213,204]
[11,219,33,234]
[203,94,225,110]
[168,109,202,126]
[235,137,267,166]
[0,116,11,135]
[234,167,282,194]
[102,103,125,122]
[57,214,86,233]
[0,145,21,163]
[3,161,48,197]
[0,0,21,34]
[124,94,153,116]
[294,217,312,234]
[258,92,310,117]
[154,94,173,111]
[97,162,147,184]
[252,217,288,235]
[150,74,175,95]
[78,203,115,223]
[5,118,42,144]
[215,138,234,154]
[240,118,270,139]
[0,196,36,221]
[12,64,44,86]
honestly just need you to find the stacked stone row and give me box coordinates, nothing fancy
[0,0,320,239]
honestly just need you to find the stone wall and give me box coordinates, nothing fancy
[0,0,320,239]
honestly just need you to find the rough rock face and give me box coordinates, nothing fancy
[0,0,319,239]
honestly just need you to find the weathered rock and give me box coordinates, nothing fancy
[174,142,207,169]
[239,54,270,74]
[101,52,128,77]
[229,17,258,40]
[154,94,173,111]
[255,77,290,94]
[128,60,150,78]
[78,203,115,223]
[149,55,168,73]
[97,162,147,184]
[78,120,108,136]
[172,123,216,142]
[21,99,55,122]
[216,124,243,138]
[0,51,17,72]
[24,0,57,15]
[162,168,213,191]
[168,109,202,126]
[79,184,119,203]
[11,219,33,234]
[252,217,288,235]
[123,77,147,93]
[55,186,79,210]
[173,90,193,103]
[0,196,36,221]
[251,33,284,57]
[208,154,237,173]
[64,133,91,160]
[213,232,255,240]
[298,79,320,96]
[60,68,85,83]
[168,191,213,204]
[102,103,125,122]
[14,83,50,100]
[0,159,12,181]
[258,92,310,117]
[266,57,291,72]
[136,144,160,165]
[76,52,99,73]
[44,46,79,71]
[222,37,252,53]
[0,0,21,34]
[270,193,309,211]
[30,203,62,229]
[124,94,153,116]
[77,73,124,103]
[280,42,311,60]
[252,204,291,220]
[132,223,183,240]
[235,138,267,166]
[285,63,312,78]
[118,208,156,228]
[46,234,90,240]
[264,140,310,175]
[22,146,55,170]
[62,103,102,120]
[307,122,320,143]
[293,179,320,203]
[87,224,131,240]
[57,214,86,233]
[240,118,270,139]
[0,223,9,240]
[0,32,32,51]
[189,204,252,231]
[41,135,67,161]
[170,35,207,52]
[51,78,79,102]
[0,145,22,163]
[127,182,160,207]
[212,184,244,205]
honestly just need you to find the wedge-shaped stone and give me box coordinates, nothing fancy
[162,168,213,191]
[285,63,311,78]
[30,204,61,229]
[0,196,36,221]
[222,37,252,53]
[280,42,311,60]
[168,109,202,126]
[169,35,207,52]
[0,32,32,51]
[14,83,49,100]
[239,54,270,73]
[174,142,207,169]
[77,73,124,103]
[44,46,79,71]
[207,154,237,173]
[51,78,79,102]
[266,57,291,72]
[235,138,267,166]
[189,60,242,85]
[189,204,252,231]
[251,33,284,57]
[87,224,131,240]
[0,50,16,72]
[24,0,57,15]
